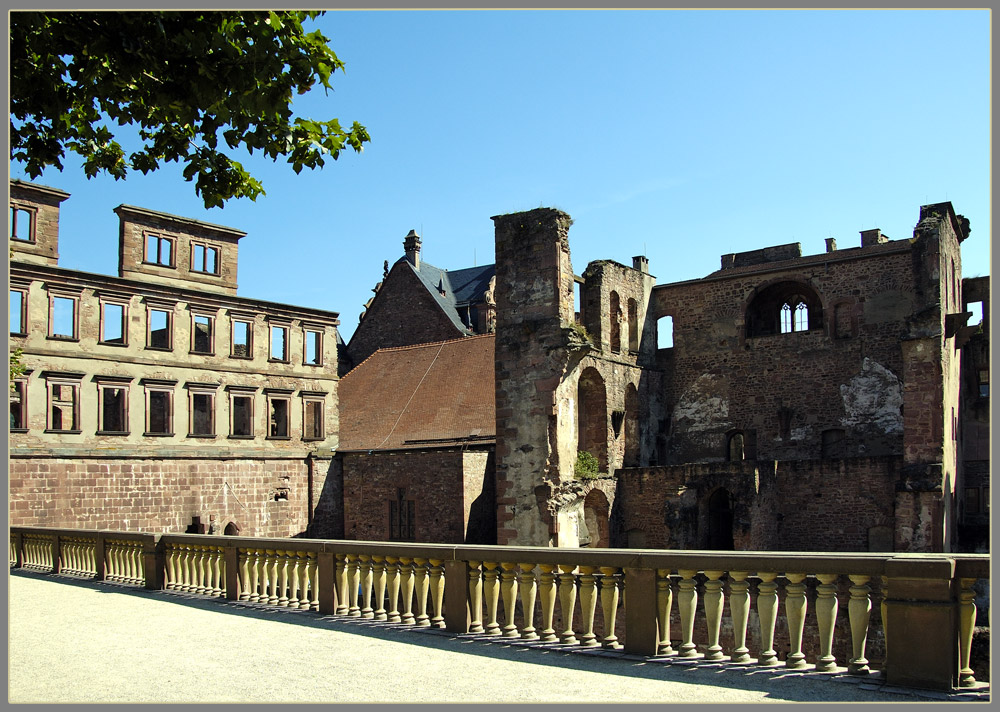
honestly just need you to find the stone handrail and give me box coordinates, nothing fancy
[9,527,988,691]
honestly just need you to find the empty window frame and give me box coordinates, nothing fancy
[229,392,254,438]
[191,313,215,354]
[145,386,174,435]
[145,233,174,267]
[979,370,989,398]
[100,300,128,346]
[303,328,323,366]
[48,293,79,340]
[780,300,809,334]
[47,378,80,432]
[10,379,27,431]
[727,432,745,462]
[302,397,324,440]
[231,318,253,358]
[97,383,129,434]
[10,288,26,335]
[147,306,173,350]
[270,324,290,362]
[189,389,216,436]
[267,394,290,438]
[191,242,219,275]
[9,205,35,242]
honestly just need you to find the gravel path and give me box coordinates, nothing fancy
[7,571,988,704]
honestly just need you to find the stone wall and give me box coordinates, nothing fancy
[9,455,316,538]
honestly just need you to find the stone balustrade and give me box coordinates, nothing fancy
[9,527,989,692]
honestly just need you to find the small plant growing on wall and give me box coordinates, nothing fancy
[575,450,600,480]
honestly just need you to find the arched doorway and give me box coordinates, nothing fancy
[583,489,611,548]
[707,489,735,550]
[577,367,608,471]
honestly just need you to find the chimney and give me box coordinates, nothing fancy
[404,229,421,269]
[825,237,837,253]
[860,228,887,247]
[632,255,649,273]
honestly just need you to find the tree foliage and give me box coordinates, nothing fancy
[10,11,370,208]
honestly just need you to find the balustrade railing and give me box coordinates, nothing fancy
[9,526,988,692]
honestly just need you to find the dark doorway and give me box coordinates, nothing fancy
[707,489,735,550]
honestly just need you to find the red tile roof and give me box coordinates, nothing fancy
[338,334,495,451]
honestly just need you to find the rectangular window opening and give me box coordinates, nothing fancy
[148,308,172,350]
[192,243,219,275]
[270,325,289,362]
[50,295,78,339]
[145,234,173,266]
[10,206,34,242]
[147,389,173,435]
[231,319,252,358]
[48,381,79,432]
[268,397,289,438]
[303,399,324,440]
[304,329,322,366]
[231,395,253,437]
[101,302,127,345]
[99,386,128,434]
[10,380,26,430]
[190,392,215,436]
[192,314,214,354]
[10,289,26,335]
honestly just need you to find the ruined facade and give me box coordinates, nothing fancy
[9,179,341,537]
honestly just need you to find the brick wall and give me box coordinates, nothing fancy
[345,262,464,370]
[341,447,493,544]
[9,455,315,538]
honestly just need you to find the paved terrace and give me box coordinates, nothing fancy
[8,570,989,704]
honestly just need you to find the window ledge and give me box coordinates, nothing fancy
[144,432,175,437]
[187,433,217,439]
[46,336,79,342]
[266,435,292,441]
[9,428,28,434]
[268,358,291,364]
[229,354,254,360]
[141,261,176,269]
[302,436,326,442]
[96,430,130,436]
[228,434,256,440]
[44,429,82,434]
[99,341,129,348]
[10,331,26,338]
[302,362,324,367]
[190,351,216,356]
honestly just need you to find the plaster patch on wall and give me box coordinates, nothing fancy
[789,426,810,442]
[840,358,903,433]
[672,374,728,432]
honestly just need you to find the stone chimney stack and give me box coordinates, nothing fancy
[860,228,888,247]
[404,229,421,269]
[825,238,837,253]
[632,255,649,273]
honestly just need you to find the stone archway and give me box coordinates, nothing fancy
[583,489,611,548]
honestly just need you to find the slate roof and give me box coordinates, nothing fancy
[399,257,495,333]
[338,334,495,452]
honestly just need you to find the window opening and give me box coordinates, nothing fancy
[609,291,621,354]
[145,234,173,266]
[304,329,322,365]
[303,399,324,440]
[627,298,639,351]
[780,301,809,333]
[192,314,214,354]
[231,395,253,437]
[967,301,984,327]
[191,243,219,275]
[389,488,416,541]
[268,397,289,438]
[657,315,673,349]
[190,392,215,435]
[727,432,745,461]
[270,325,289,361]
[99,385,128,433]
[9,206,34,242]
[707,489,735,550]
[10,289,26,334]
[50,295,77,339]
[146,389,173,435]
[231,319,252,358]
[10,380,26,430]
[978,369,989,398]
[101,302,127,345]
[148,308,172,349]
[48,381,79,431]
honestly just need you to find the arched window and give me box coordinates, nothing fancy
[627,298,639,352]
[746,281,823,337]
[727,431,745,461]
[609,291,622,354]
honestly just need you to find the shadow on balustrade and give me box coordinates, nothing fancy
[10,568,989,703]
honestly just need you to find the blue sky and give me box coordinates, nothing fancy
[11,9,991,342]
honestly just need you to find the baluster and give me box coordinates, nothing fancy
[677,569,700,658]
[657,569,675,656]
[847,574,871,675]
[385,557,401,623]
[66,540,76,573]
[196,546,209,594]
[120,542,132,583]
[756,572,779,665]
[784,573,808,669]
[578,565,599,647]
[703,570,726,660]
[87,541,96,576]
[359,555,374,619]
[538,564,558,642]
[309,552,320,611]
[335,553,349,614]
[297,552,311,610]
[276,550,290,606]
[248,550,262,602]
[130,543,142,585]
[518,563,539,640]
[599,566,622,649]
[729,571,752,663]
[500,562,520,638]
[256,549,271,603]
[467,561,484,634]
[348,554,362,617]
[815,573,840,672]
[213,548,224,597]
[557,564,579,645]
[286,551,300,608]
[373,556,388,620]
[879,576,889,653]
[399,557,415,624]
[165,545,178,590]
[238,550,250,601]
[413,558,430,626]
[267,549,281,605]
[189,546,201,593]
[483,561,501,635]
[176,544,188,591]
[958,578,978,687]
[429,559,446,628]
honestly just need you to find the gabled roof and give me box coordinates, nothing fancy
[399,257,495,333]
[338,334,495,451]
